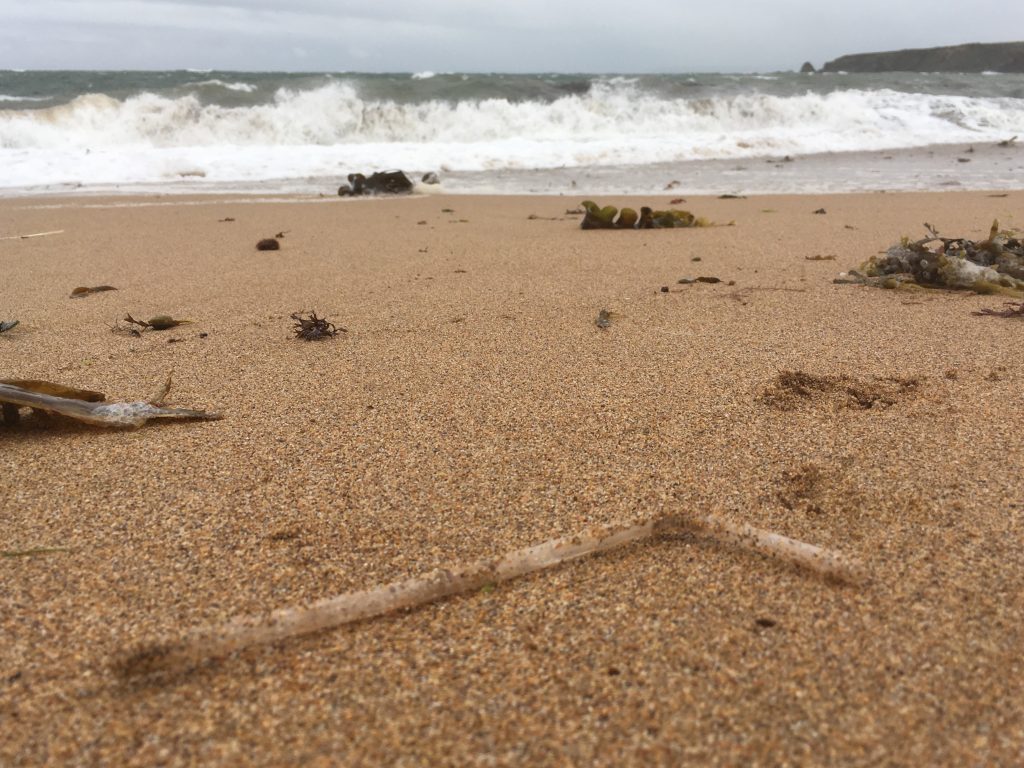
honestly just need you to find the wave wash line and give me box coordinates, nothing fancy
[114,511,865,677]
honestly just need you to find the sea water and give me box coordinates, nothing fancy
[1,70,1022,196]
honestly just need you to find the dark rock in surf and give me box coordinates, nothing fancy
[338,170,415,197]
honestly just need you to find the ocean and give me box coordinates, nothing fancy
[1,70,1022,197]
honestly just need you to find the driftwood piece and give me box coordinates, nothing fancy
[0,375,221,428]
[114,513,864,677]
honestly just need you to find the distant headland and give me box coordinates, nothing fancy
[800,41,1024,73]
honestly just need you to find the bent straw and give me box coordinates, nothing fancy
[0,229,64,241]
[669,513,867,583]
[113,513,864,677]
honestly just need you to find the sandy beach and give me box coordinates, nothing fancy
[1,190,1023,765]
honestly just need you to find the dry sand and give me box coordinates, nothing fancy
[1,190,1022,765]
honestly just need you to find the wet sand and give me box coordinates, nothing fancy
[1,191,1022,765]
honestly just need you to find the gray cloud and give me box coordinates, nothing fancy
[2,0,1022,72]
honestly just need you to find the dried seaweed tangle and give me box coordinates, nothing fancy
[837,220,1024,296]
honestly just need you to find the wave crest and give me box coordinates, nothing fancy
[2,80,1021,156]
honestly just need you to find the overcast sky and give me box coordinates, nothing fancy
[2,0,1022,73]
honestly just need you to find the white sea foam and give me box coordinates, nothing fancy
[0,94,51,102]
[1,79,1022,191]
[411,71,436,80]
[194,79,258,92]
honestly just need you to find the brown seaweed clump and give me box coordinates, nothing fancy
[761,370,921,411]
[291,311,345,341]
[256,238,280,251]
[837,220,1024,296]
[70,285,117,298]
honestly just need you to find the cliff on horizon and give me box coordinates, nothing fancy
[819,42,1024,73]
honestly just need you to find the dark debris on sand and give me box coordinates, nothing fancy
[972,301,1024,318]
[291,311,346,341]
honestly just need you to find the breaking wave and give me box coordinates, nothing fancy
[193,79,258,93]
[0,94,51,102]
[1,77,1022,190]
[3,80,1021,154]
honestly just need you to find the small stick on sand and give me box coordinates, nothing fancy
[0,230,65,241]
[113,513,864,677]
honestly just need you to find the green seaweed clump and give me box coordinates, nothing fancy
[581,201,711,230]
[639,206,711,228]
[580,201,620,229]
[838,220,1024,297]
[616,208,638,229]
